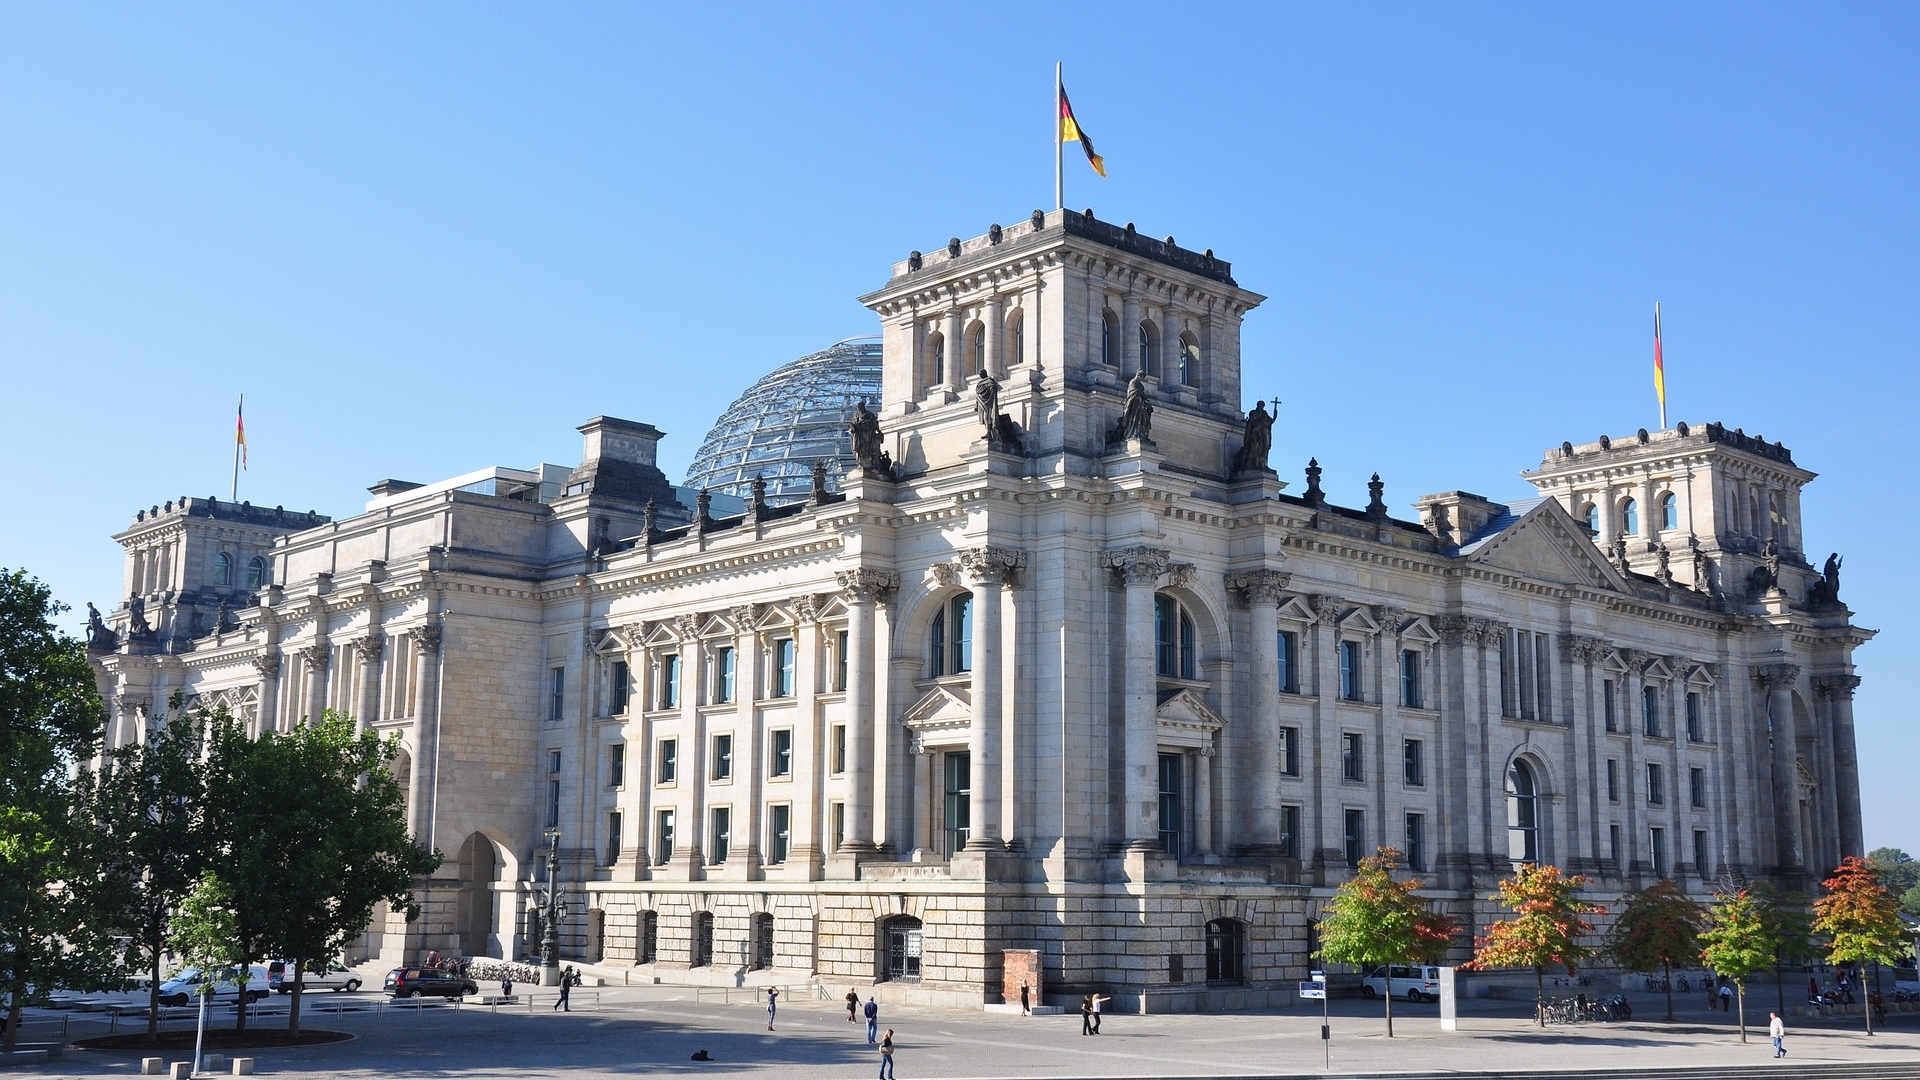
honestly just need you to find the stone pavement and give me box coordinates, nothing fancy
[19,984,1920,1079]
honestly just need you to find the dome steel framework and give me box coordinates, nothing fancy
[683,338,884,505]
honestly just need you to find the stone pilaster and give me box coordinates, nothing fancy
[959,547,1024,850]
[833,568,897,858]
[1104,546,1170,854]
[1227,569,1289,852]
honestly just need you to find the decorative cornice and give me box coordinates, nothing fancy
[1103,546,1171,586]
[1225,569,1290,606]
[837,568,901,603]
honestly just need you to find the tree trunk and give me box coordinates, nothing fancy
[3,999,20,1055]
[288,962,303,1036]
[1385,967,1394,1038]
[1736,984,1747,1043]
[1535,967,1546,1027]
[1663,960,1674,1022]
[146,947,163,1038]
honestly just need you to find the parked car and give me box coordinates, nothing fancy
[157,965,270,1007]
[269,960,362,994]
[383,967,478,999]
[1360,964,1442,1002]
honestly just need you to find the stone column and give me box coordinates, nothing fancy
[983,294,1004,379]
[1194,746,1215,857]
[1121,295,1141,373]
[299,643,330,725]
[959,547,1022,849]
[1227,570,1289,851]
[911,747,935,857]
[404,624,442,843]
[942,308,964,392]
[1105,546,1170,849]
[1755,663,1803,873]
[834,570,897,853]
[252,652,282,736]
[1816,674,1865,859]
[1309,595,1346,881]
[353,633,385,731]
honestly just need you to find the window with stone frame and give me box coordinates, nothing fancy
[1276,629,1299,693]
[1339,639,1363,701]
[1155,594,1198,680]
[928,593,972,677]
[657,738,677,785]
[712,646,735,704]
[1279,804,1301,858]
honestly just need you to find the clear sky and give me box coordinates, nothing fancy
[3,4,1914,854]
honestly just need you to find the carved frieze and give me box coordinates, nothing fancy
[1373,606,1406,636]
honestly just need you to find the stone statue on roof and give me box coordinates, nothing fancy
[1231,400,1274,475]
[849,399,893,475]
[1109,369,1154,445]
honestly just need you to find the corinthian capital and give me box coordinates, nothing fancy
[1309,594,1345,623]
[352,633,385,663]
[837,568,900,603]
[406,623,442,653]
[1373,606,1406,636]
[1752,663,1802,690]
[959,546,1027,586]
[1225,569,1291,606]
[251,652,281,679]
[298,643,331,671]
[1103,546,1171,586]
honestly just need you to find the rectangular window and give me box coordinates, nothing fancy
[1157,753,1183,859]
[1277,630,1299,694]
[1279,804,1301,859]
[943,751,971,857]
[830,801,845,853]
[1533,632,1553,722]
[769,804,791,865]
[1693,829,1710,877]
[770,729,793,778]
[657,738,677,785]
[1342,732,1363,782]
[549,666,566,721]
[1403,738,1424,787]
[1690,766,1706,808]
[835,630,849,692]
[710,807,731,864]
[831,724,847,775]
[712,733,733,780]
[713,646,735,704]
[610,660,630,715]
[549,749,562,774]
[1603,679,1617,732]
[1686,692,1702,742]
[1606,758,1619,802]
[1405,812,1426,872]
[547,778,560,829]
[1643,685,1661,737]
[1339,640,1363,701]
[1279,726,1300,776]
[608,743,625,788]
[772,638,796,697]
[1343,809,1365,868]
[1647,762,1664,805]
[654,809,675,864]
[1516,630,1535,719]
[659,654,680,710]
[606,811,623,866]
[1610,822,1621,864]
[1400,649,1422,709]
[1650,826,1668,878]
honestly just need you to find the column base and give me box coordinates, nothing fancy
[1119,845,1177,883]
[824,846,885,880]
[950,846,1023,882]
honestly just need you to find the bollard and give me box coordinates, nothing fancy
[232,1057,255,1075]
[205,1053,226,1070]
[141,1057,165,1075]
[170,1063,191,1079]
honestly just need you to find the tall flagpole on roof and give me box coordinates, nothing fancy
[1055,62,1064,211]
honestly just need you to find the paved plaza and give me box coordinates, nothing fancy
[15,983,1920,1079]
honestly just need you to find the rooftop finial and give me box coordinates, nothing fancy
[1304,459,1325,507]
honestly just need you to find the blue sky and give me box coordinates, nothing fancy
[3,4,1915,853]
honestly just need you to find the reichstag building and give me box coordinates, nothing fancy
[88,209,1870,1011]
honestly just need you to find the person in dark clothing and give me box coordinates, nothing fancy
[864,996,879,1043]
[1020,982,1030,1016]
[555,966,574,1011]
[878,1029,895,1080]
[847,988,861,1023]
[1080,996,1093,1035]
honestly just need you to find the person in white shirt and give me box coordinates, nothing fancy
[1769,1011,1786,1057]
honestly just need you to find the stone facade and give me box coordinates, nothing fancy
[88,210,1871,1013]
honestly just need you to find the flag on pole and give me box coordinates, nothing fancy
[236,397,248,470]
[1652,303,1667,427]
[1059,84,1106,177]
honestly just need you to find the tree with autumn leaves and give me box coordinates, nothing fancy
[1607,880,1704,1021]
[1315,847,1456,1037]
[1811,855,1908,1037]
[1467,863,1605,1025]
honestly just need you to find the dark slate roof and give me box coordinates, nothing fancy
[1456,497,1549,556]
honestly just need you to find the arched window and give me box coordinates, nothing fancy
[1620,498,1639,537]
[246,555,268,590]
[881,915,923,982]
[1506,760,1539,864]
[639,910,658,964]
[966,321,985,377]
[1154,594,1198,680]
[1006,309,1024,366]
[927,331,945,388]
[1138,321,1157,376]
[928,593,973,677]
[1204,918,1244,983]
[1100,309,1118,366]
[749,912,774,970]
[1176,331,1200,386]
[691,911,714,967]
[1580,504,1599,536]
[212,552,233,587]
[1659,492,1678,531]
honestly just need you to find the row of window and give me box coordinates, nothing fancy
[628,910,774,971]
[1603,759,1712,808]
[1602,680,1708,740]
[553,633,853,722]
[1580,492,1680,537]
[924,310,1028,389]
[209,551,270,590]
[1098,309,1203,386]
[639,802,839,869]
[1272,631,1429,708]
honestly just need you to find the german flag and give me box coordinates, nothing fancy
[1059,84,1106,177]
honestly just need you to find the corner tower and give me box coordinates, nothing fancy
[858,210,1267,482]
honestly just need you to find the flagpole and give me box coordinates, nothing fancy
[232,393,243,501]
[1055,62,1064,211]
[1655,303,1666,430]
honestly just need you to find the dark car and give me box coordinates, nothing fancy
[383,967,478,999]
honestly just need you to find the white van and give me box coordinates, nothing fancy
[1361,964,1442,1002]
[157,965,269,1007]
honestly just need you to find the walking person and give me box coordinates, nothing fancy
[1718,980,1733,1013]
[864,996,879,1044]
[1020,981,1030,1016]
[1769,1011,1786,1057]
[1090,992,1110,1034]
[555,966,574,1012]
[766,986,779,1031]
[846,987,861,1023]
[1080,995,1093,1035]
[878,1028,895,1080]
[501,976,513,1000]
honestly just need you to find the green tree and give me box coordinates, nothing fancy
[1314,847,1458,1037]
[87,699,211,1036]
[1867,848,1919,899]
[1466,863,1605,1026]
[1750,883,1816,1015]
[1902,883,1920,920]
[1607,879,1705,1021]
[204,709,440,1033]
[0,570,113,1053]
[1699,888,1780,1043]
[1812,855,1909,1036]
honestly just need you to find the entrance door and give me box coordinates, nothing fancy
[883,918,923,982]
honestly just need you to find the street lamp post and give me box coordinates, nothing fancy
[539,828,567,981]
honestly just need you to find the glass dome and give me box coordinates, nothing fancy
[684,338,883,505]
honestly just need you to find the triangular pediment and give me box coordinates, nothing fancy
[1462,500,1628,591]
[1401,616,1439,645]
[1337,606,1381,635]
[1686,663,1717,688]
[1276,595,1318,624]
[1642,656,1675,681]
[1156,686,1225,748]
[900,683,972,751]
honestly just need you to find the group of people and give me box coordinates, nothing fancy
[1078,992,1111,1035]
[835,989,893,1079]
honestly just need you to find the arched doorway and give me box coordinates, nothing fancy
[880,916,922,982]
[455,834,504,958]
[1506,760,1540,865]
